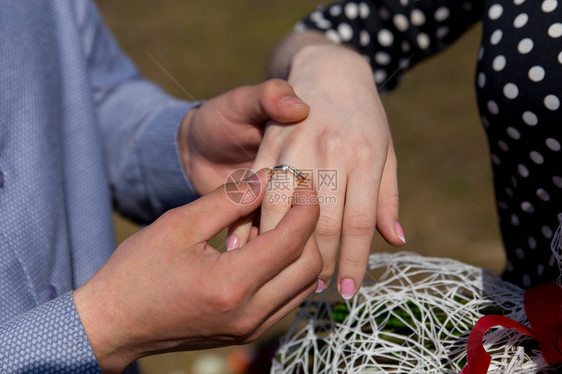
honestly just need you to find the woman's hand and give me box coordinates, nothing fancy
[232,43,404,299]
[73,169,321,373]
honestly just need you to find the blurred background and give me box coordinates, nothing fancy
[97,1,503,372]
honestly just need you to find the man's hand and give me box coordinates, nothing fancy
[232,33,405,300]
[178,79,310,196]
[73,169,321,373]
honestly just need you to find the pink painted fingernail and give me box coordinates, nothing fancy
[226,234,239,251]
[340,278,355,300]
[395,221,406,245]
[315,279,326,293]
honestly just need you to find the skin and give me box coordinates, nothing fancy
[231,31,405,299]
[73,81,322,373]
[178,79,310,196]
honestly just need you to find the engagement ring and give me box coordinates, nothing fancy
[270,164,307,184]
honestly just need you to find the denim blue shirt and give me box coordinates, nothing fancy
[0,1,198,371]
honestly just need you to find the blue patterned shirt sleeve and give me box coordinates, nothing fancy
[0,292,101,373]
[0,1,202,370]
[76,0,201,224]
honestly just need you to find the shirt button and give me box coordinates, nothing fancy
[45,285,57,300]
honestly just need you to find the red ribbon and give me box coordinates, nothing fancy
[461,280,562,374]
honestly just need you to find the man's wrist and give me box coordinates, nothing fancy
[73,285,136,373]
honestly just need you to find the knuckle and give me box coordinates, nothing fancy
[229,316,256,339]
[319,262,336,281]
[228,86,253,108]
[339,254,367,272]
[263,192,291,212]
[386,146,397,163]
[295,244,323,280]
[210,285,245,314]
[159,208,177,221]
[264,203,289,217]
[279,230,305,259]
[285,127,306,146]
[377,130,391,147]
[287,231,305,250]
[157,208,182,227]
[319,132,343,154]
[316,214,342,238]
[308,249,324,276]
[354,141,375,164]
[380,192,400,210]
[264,78,285,88]
[345,213,375,237]
[261,78,287,98]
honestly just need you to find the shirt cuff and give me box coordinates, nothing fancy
[137,103,202,214]
[0,292,101,373]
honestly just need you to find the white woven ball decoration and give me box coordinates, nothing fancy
[272,252,551,373]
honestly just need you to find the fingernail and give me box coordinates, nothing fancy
[395,221,406,245]
[315,279,326,293]
[339,278,355,300]
[226,234,239,251]
[280,96,305,108]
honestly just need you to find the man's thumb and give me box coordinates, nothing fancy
[233,79,310,125]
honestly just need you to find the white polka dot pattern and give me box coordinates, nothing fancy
[489,4,504,20]
[528,66,545,82]
[0,293,100,373]
[517,38,533,54]
[522,111,538,126]
[513,13,528,28]
[300,0,482,91]
[377,29,394,46]
[472,0,562,287]
[493,55,506,71]
[548,23,562,38]
[490,29,502,45]
[410,9,425,26]
[435,7,450,22]
[545,94,560,110]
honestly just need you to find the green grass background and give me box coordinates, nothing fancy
[97,1,504,372]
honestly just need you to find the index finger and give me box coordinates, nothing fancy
[228,189,320,288]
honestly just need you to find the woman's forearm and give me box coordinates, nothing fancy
[267,30,339,79]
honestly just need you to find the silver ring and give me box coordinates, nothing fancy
[270,164,306,184]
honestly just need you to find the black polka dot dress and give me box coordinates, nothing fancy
[300,0,562,289]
